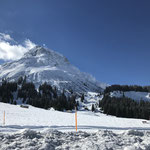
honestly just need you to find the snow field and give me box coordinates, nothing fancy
[1,102,150,149]
[0,102,150,132]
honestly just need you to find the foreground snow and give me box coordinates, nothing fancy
[1,102,150,149]
[0,129,150,150]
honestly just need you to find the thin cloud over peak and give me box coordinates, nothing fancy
[0,33,36,61]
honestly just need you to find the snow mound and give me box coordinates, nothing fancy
[0,129,150,150]
[125,130,144,136]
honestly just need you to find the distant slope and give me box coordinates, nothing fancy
[110,91,150,101]
[104,85,150,102]
[0,46,107,92]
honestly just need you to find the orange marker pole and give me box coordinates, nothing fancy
[3,111,5,126]
[75,107,77,132]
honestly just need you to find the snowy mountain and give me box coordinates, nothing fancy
[0,46,106,92]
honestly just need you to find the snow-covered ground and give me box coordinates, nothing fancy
[0,102,150,132]
[1,129,150,150]
[1,102,150,149]
[110,91,150,101]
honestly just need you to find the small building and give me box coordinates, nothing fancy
[20,104,29,109]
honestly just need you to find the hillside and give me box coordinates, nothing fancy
[0,102,150,131]
[104,85,150,102]
[110,91,150,101]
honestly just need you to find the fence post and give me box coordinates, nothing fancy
[3,111,5,126]
[75,107,77,132]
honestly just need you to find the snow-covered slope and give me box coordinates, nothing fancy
[110,91,150,101]
[1,103,150,149]
[77,92,103,111]
[0,102,150,131]
[0,46,106,92]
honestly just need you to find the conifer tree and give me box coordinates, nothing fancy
[92,104,95,112]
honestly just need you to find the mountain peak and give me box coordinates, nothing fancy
[22,45,70,66]
[24,45,56,57]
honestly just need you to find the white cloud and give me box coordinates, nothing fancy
[0,33,13,41]
[0,33,36,61]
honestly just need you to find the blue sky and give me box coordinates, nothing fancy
[0,0,150,85]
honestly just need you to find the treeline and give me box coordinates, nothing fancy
[104,85,150,93]
[99,96,150,120]
[0,77,77,111]
[0,80,17,104]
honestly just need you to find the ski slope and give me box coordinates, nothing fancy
[0,102,150,132]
